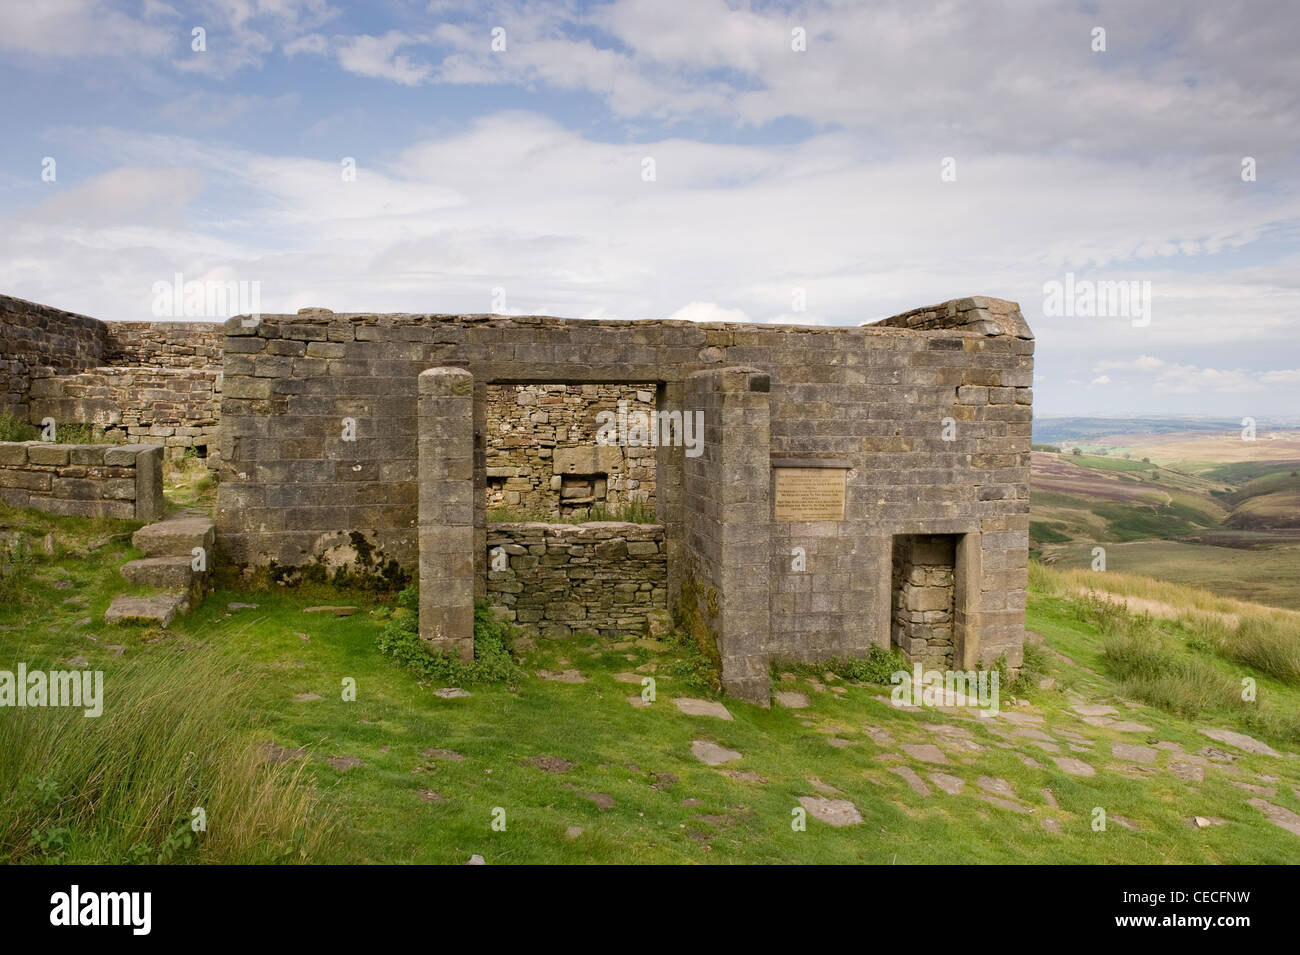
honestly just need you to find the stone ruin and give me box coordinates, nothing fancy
[0,291,1034,703]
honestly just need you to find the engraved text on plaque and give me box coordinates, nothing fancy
[772,467,847,521]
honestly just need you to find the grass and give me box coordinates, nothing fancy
[0,411,38,442]
[1070,454,1156,473]
[5,499,1300,863]
[1043,541,1300,611]
[1030,520,1072,545]
[1031,562,1300,737]
[0,649,331,864]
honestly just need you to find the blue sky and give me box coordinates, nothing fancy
[2,0,1298,418]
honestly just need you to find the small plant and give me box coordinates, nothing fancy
[376,589,523,685]
[792,645,910,685]
[0,534,37,605]
[0,411,38,442]
[585,499,657,524]
[669,577,723,693]
[29,825,71,858]
[486,504,556,523]
[51,423,110,444]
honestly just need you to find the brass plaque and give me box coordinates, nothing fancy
[773,467,847,521]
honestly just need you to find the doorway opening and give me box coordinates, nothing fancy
[890,534,959,669]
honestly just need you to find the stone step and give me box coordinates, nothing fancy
[120,555,200,590]
[132,517,215,558]
[105,593,187,627]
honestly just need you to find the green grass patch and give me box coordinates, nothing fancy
[1030,521,1072,544]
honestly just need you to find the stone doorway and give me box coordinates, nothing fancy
[890,534,960,669]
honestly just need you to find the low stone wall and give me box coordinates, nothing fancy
[28,366,221,465]
[486,383,656,516]
[486,521,668,637]
[0,441,164,521]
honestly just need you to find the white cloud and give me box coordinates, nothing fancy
[8,111,1300,348]
[284,32,327,55]
[667,302,752,324]
[335,31,434,86]
[0,0,174,58]
[1095,355,1166,373]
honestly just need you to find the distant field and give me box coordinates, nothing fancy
[1044,540,1300,611]
[1031,430,1300,611]
[1086,429,1300,471]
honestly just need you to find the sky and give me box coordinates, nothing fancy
[1,0,1298,418]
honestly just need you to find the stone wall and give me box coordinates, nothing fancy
[0,441,164,521]
[216,295,1033,700]
[486,521,668,637]
[891,534,957,668]
[0,296,107,417]
[0,297,225,465]
[28,366,222,465]
[104,321,223,369]
[486,383,656,516]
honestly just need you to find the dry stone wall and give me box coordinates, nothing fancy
[485,383,656,516]
[0,296,107,417]
[28,366,221,464]
[0,440,163,521]
[104,321,222,369]
[0,297,225,465]
[486,521,668,636]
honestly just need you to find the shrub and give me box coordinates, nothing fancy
[51,423,110,444]
[803,645,910,685]
[376,588,523,685]
[1010,643,1052,693]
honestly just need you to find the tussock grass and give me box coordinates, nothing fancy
[0,648,333,864]
[1101,631,1243,718]
[1032,561,1300,687]
[1034,563,1299,622]
[1187,615,1300,686]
